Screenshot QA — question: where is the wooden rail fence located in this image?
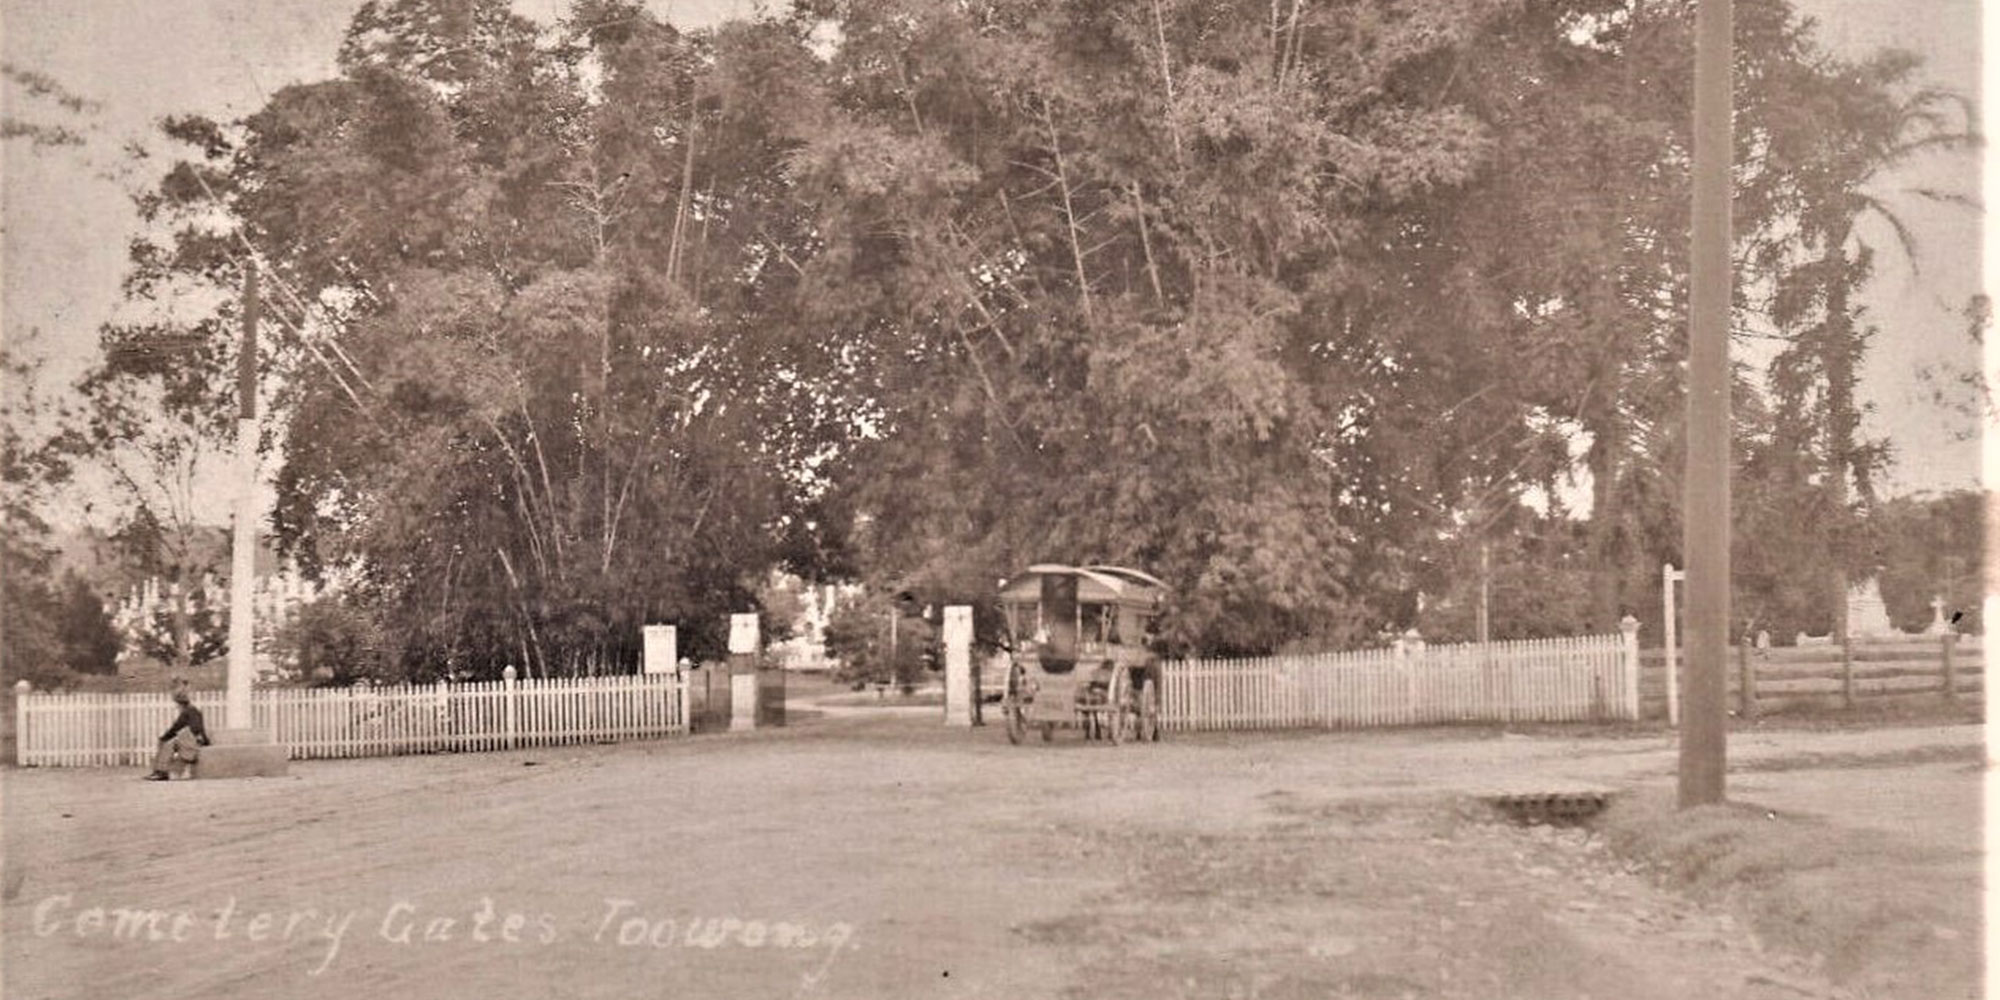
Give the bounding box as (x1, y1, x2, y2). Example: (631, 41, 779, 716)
(1161, 632, 1637, 732)
(14, 673, 689, 768)
(1637, 633, 1983, 719)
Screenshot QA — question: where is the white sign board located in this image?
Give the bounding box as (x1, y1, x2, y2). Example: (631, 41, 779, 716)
(642, 625, 677, 675)
(728, 613, 760, 655)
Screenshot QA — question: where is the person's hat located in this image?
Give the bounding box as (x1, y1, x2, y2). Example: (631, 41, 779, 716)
(171, 690, 191, 705)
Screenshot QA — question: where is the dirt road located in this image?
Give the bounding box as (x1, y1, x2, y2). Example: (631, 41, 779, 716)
(2, 710, 1981, 999)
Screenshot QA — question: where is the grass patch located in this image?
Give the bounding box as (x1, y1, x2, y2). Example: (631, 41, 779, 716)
(1596, 788, 1980, 998)
(1732, 743, 1981, 773)
(1735, 697, 1984, 730)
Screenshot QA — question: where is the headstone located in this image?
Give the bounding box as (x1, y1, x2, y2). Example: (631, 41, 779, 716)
(1923, 596, 1953, 636)
(1844, 578, 1900, 638)
(1397, 628, 1425, 656)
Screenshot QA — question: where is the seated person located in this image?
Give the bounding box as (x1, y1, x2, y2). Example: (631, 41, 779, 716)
(146, 690, 210, 781)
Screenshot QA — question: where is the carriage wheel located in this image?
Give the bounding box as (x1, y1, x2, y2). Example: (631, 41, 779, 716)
(1106, 669, 1129, 745)
(1005, 666, 1028, 745)
(1139, 671, 1163, 742)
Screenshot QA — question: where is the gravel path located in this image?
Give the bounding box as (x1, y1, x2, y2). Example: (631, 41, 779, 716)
(2, 713, 1980, 999)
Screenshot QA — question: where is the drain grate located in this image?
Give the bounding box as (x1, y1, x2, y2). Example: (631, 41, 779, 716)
(1484, 792, 1612, 826)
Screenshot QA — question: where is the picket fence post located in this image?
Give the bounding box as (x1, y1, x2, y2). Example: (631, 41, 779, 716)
(1619, 616, 1641, 721)
(13, 680, 30, 766)
(675, 664, 691, 733)
(435, 679, 450, 752)
(1397, 629, 1423, 724)
(503, 665, 519, 749)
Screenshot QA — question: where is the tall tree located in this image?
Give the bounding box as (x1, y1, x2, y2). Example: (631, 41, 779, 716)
(3, 69, 103, 688)
(773, 0, 1534, 652)
(89, 0, 1975, 668)
(112, 0, 847, 677)
(55, 574, 123, 674)
(1747, 43, 1978, 639)
(67, 367, 234, 672)
(1, 350, 71, 688)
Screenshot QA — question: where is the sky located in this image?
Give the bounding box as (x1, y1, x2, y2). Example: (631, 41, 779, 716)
(1784, 0, 1986, 497)
(0, 0, 1987, 529)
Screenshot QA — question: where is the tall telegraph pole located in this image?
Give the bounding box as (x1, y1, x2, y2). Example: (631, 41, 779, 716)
(1681, 0, 1733, 807)
(226, 259, 260, 727)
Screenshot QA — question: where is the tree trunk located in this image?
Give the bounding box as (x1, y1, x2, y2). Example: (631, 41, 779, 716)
(1825, 238, 1857, 706)
(1584, 404, 1626, 629)
(170, 580, 193, 673)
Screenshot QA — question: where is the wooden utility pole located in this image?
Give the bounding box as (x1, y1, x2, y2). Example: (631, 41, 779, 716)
(226, 259, 260, 727)
(1680, 0, 1733, 808)
(185, 258, 288, 777)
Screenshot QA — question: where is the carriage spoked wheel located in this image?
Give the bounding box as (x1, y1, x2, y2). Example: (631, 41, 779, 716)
(1005, 701, 1027, 744)
(1079, 679, 1102, 741)
(1005, 665, 1028, 745)
(1138, 669, 1162, 742)
(1106, 668, 1132, 745)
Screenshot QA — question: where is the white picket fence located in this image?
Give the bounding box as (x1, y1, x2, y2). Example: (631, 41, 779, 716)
(14, 673, 688, 767)
(1160, 632, 1638, 732)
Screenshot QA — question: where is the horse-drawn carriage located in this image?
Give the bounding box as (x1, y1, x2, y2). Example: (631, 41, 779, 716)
(998, 564, 1166, 745)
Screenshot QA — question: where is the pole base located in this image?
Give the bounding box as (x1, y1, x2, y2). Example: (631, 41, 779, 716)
(192, 729, 289, 779)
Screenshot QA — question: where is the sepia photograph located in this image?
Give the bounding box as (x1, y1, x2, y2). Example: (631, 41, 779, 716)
(0, 0, 1988, 997)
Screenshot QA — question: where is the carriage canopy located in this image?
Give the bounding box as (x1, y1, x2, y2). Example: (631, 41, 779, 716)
(997, 564, 1169, 605)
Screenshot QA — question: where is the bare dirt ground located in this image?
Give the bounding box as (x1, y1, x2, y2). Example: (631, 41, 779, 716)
(1, 701, 1982, 1000)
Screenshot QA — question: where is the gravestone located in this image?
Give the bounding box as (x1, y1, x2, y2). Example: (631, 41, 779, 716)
(1845, 578, 1900, 638)
(1923, 596, 1954, 636)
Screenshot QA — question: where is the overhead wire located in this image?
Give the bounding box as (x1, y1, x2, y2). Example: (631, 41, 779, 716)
(174, 61, 383, 428)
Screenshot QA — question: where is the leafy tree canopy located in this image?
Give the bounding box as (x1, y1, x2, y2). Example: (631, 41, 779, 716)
(84, 0, 1979, 671)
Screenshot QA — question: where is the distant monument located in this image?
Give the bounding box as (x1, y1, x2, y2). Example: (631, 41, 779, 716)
(1923, 596, 1955, 636)
(1795, 577, 1911, 646)
(1844, 577, 1901, 638)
